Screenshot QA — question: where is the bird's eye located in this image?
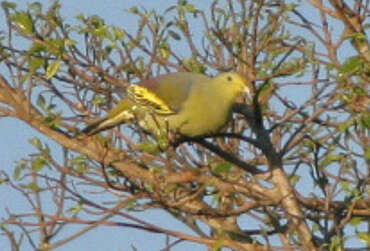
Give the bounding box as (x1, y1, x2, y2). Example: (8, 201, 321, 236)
(227, 76, 233, 82)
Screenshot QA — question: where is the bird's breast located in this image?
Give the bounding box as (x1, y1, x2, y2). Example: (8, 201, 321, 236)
(167, 94, 231, 137)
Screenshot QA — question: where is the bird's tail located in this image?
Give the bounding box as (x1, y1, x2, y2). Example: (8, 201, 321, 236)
(82, 110, 135, 135)
(83, 100, 135, 135)
(82, 117, 111, 136)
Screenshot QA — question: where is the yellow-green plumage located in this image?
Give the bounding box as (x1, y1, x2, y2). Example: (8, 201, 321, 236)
(83, 72, 249, 137)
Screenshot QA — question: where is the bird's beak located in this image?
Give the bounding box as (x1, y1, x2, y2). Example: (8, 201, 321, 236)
(243, 86, 252, 100)
(243, 86, 250, 94)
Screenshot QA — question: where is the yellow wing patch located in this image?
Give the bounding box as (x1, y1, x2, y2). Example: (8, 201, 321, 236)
(127, 85, 174, 115)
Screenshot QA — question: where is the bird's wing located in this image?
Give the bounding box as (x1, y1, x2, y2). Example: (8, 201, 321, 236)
(134, 72, 210, 113)
(127, 85, 174, 115)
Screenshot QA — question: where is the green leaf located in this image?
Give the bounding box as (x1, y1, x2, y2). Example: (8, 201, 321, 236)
(1, 1, 16, 10)
(32, 156, 46, 172)
(68, 203, 83, 214)
(136, 142, 160, 154)
(338, 119, 353, 132)
(358, 232, 370, 244)
(259, 81, 276, 105)
(184, 3, 196, 13)
(182, 57, 206, 73)
(211, 193, 221, 206)
(144, 183, 153, 192)
(341, 181, 350, 192)
(29, 137, 43, 150)
(76, 13, 85, 22)
(312, 222, 320, 232)
(113, 26, 125, 40)
(44, 38, 65, 54)
(339, 56, 363, 75)
(0, 175, 9, 185)
(29, 57, 45, 72)
(157, 130, 169, 150)
(92, 95, 105, 105)
(159, 42, 171, 60)
(75, 164, 88, 174)
(329, 236, 342, 251)
(303, 139, 316, 151)
(213, 162, 232, 174)
(27, 42, 47, 55)
(104, 45, 112, 54)
(37, 94, 46, 110)
(345, 32, 367, 40)
(13, 163, 26, 180)
(285, 3, 296, 11)
(46, 60, 60, 79)
(321, 154, 343, 167)
(128, 7, 139, 14)
(123, 199, 137, 210)
(350, 217, 363, 226)
(23, 182, 41, 192)
(71, 156, 88, 174)
(148, 166, 163, 174)
(28, 2, 42, 13)
(12, 12, 34, 34)
(44, 112, 61, 129)
(289, 174, 301, 185)
(64, 39, 76, 46)
(88, 15, 103, 27)
(212, 239, 224, 251)
(365, 148, 370, 161)
(178, 0, 188, 6)
(359, 112, 370, 129)
(93, 25, 108, 37)
(71, 156, 87, 165)
(168, 30, 181, 40)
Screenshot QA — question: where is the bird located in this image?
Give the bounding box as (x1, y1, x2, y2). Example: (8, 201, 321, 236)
(82, 72, 250, 139)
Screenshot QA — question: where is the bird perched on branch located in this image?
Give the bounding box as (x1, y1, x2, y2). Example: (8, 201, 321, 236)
(83, 72, 250, 139)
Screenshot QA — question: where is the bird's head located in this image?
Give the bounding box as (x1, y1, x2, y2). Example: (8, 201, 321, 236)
(214, 72, 250, 98)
